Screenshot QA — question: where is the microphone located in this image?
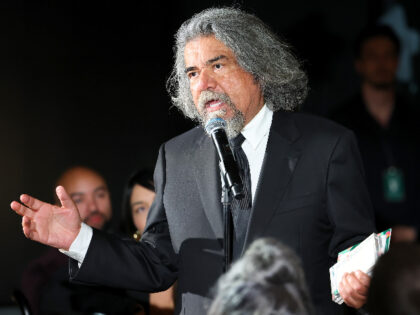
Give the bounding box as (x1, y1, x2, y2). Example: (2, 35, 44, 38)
(205, 118, 244, 200)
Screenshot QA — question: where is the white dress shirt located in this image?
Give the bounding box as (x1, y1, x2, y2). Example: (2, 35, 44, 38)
(62, 105, 274, 265)
(241, 104, 273, 200)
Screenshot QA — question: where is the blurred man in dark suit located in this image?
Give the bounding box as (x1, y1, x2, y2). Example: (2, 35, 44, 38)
(330, 25, 420, 243)
(21, 166, 142, 315)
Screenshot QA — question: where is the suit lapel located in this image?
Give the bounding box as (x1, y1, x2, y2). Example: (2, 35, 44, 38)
(192, 133, 224, 242)
(243, 112, 301, 251)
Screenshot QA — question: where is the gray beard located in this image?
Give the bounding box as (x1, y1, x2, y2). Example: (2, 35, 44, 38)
(197, 91, 245, 139)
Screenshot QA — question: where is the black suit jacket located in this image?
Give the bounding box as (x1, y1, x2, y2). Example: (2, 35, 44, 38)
(70, 111, 376, 315)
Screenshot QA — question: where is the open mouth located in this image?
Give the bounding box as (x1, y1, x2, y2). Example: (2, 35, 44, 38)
(205, 99, 225, 112)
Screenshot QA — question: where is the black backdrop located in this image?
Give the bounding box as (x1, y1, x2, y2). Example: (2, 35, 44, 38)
(1, 0, 418, 306)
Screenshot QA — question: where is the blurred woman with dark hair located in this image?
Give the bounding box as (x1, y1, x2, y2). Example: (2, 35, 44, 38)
(121, 169, 155, 240)
(121, 169, 175, 315)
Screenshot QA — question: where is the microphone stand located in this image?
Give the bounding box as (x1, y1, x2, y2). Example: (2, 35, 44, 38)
(206, 119, 243, 272)
(220, 165, 233, 272)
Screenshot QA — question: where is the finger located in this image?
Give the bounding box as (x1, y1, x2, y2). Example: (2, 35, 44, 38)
(344, 292, 364, 309)
(22, 217, 41, 241)
(355, 270, 371, 287)
(22, 216, 31, 228)
(347, 272, 369, 296)
(56, 186, 75, 209)
(22, 216, 32, 239)
(339, 274, 365, 301)
(11, 201, 35, 219)
(339, 274, 367, 308)
(338, 273, 351, 299)
(19, 194, 46, 211)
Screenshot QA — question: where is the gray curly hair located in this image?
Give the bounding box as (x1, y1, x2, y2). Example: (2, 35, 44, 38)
(208, 238, 314, 315)
(166, 7, 308, 121)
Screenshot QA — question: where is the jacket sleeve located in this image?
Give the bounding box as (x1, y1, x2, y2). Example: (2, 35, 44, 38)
(69, 144, 179, 292)
(326, 130, 376, 257)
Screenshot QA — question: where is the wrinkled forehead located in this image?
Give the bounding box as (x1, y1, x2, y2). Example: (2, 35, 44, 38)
(183, 35, 236, 67)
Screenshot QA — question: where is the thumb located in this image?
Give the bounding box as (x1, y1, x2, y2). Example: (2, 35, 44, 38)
(56, 186, 75, 209)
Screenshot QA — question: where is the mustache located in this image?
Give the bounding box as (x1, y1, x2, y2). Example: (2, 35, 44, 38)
(198, 91, 233, 112)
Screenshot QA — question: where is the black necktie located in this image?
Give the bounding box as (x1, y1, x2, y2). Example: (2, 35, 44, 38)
(230, 133, 252, 259)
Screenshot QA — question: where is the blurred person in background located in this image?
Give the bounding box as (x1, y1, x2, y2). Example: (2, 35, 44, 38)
(330, 25, 420, 243)
(21, 166, 141, 315)
(367, 243, 420, 315)
(208, 237, 314, 315)
(121, 168, 175, 315)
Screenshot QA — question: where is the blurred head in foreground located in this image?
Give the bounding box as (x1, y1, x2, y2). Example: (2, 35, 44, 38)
(367, 243, 420, 315)
(208, 238, 313, 315)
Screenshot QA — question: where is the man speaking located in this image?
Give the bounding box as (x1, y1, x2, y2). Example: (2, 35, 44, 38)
(11, 8, 375, 314)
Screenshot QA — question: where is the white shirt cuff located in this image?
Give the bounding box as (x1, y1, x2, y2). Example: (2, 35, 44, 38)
(59, 222, 93, 267)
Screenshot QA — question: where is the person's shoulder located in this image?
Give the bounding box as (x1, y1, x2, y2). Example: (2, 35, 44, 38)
(275, 110, 352, 138)
(273, 111, 358, 158)
(162, 125, 205, 151)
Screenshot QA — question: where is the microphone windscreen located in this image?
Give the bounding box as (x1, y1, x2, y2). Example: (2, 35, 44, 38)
(205, 118, 226, 135)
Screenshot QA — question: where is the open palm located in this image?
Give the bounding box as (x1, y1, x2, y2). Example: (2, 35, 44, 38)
(11, 186, 82, 251)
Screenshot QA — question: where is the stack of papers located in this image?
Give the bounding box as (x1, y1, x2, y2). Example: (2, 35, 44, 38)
(330, 229, 392, 304)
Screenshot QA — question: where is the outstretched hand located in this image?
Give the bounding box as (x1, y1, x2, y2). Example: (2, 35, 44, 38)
(10, 186, 82, 251)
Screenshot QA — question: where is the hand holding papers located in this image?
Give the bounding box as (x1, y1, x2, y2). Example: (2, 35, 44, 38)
(330, 229, 392, 305)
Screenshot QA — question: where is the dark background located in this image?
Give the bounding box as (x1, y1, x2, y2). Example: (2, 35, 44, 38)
(1, 0, 419, 306)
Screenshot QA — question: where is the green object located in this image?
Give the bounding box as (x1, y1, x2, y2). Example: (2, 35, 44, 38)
(377, 228, 392, 255)
(383, 167, 405, 202)
(337, 228, 392, 260)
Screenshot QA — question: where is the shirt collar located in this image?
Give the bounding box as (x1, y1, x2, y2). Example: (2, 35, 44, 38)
(242, 104, 273, 150)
